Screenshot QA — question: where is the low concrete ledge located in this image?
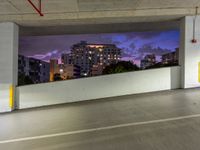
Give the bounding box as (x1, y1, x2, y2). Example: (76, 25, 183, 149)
(16, 66, 181, 109)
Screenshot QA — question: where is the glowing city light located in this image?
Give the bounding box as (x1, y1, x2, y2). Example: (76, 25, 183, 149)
(59, 69, 64, 73)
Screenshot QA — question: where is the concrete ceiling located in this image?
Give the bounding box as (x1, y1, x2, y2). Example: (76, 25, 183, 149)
(0, 0, 200, 27)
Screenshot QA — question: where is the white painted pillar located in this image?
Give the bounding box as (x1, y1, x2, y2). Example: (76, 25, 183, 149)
(180, 16, 200, 88)
(0, 22, 18, 112)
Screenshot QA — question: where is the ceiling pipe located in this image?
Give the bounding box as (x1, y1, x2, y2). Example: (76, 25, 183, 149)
(27, 0, 44, 16)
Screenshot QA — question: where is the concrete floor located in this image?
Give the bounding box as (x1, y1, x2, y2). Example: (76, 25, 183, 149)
(1, 88, 200, 150)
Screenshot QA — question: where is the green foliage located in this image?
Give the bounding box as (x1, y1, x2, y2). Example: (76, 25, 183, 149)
(18, 73, 34, 86)
(145, 61, 178, 69)
(103, 61, 139, 75)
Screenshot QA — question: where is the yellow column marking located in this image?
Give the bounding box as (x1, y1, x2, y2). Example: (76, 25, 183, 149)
(9, 85, 14, 109)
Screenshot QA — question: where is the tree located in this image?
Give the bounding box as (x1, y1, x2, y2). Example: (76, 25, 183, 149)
(145, 62, 178, 69)
(18, 73, 34, 86)
(53, 73, 63, 81)
(103, 61, 139, 75)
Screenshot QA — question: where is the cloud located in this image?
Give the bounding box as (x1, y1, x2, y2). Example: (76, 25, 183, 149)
(138, 44, 171, 55)
(123, 32, 162, 41)
(122, 42, 173, 61)
(132, 44, 172, 60)
(129, 43, 136, 50)
(19, 30, 178, 64)
(137, 32, 161, 39)
(29, 50, 60, 62)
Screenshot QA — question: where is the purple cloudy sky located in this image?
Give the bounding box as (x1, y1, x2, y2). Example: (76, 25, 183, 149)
(19, 29, 179, 66)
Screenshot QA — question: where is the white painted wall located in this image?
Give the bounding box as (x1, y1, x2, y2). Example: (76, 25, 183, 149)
(0, 84, 11, 112)
(0, 23, 18, 85)
(180, 16, 200, 88)
(17, 66, 181, 109)
(0, 22, 18, 112)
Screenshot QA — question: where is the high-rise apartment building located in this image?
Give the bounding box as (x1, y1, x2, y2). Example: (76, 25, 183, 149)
(62, 41, 121, 76)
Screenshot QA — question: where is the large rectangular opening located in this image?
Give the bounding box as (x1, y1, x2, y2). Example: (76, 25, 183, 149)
(18, 27, 180, 85)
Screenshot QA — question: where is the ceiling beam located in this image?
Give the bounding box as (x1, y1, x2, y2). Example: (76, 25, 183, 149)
(20, 20, 180, 36)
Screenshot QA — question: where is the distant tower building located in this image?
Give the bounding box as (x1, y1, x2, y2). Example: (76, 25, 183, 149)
(18, 55, 50, 83)
(61, 53, 73, 64)
(58, 64, 80, 80)
(140, 54, 156, 69)
(67, 41, 121, 76)
(18, 55, 29, 76)
(39, 60, 50, 83)
(50, 59, 80, 81)
(50, 59, 59, 81)
(161, 48, 179, 65)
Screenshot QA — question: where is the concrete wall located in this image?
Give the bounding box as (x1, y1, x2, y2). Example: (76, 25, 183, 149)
(0, 22, 18, 112)
(0, 84, 11, 112)
(0, 23, 18, 85)
(17, 66, 181, 109)
(180, 16, 200, 88)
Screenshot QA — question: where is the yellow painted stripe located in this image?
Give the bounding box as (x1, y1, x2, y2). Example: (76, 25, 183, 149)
(9, 85, 14, 109)
(199, 62, 200, 82)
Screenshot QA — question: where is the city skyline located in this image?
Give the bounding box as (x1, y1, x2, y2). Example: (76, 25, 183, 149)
(19, 29, 179, 66)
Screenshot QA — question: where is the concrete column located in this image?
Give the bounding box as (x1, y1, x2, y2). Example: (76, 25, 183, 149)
(0, 22, 18, 112)
(180, 16, 200, 88)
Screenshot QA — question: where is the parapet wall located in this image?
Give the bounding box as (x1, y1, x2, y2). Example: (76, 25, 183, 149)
(17, 66, 181, 109)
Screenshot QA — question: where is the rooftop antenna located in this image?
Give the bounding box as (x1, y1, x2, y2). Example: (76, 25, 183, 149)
(191, 6, 198, 43)
(27, 0, 44, 16)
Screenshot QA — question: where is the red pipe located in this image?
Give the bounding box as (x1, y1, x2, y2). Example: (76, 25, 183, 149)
(27, 0, 44, 16)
